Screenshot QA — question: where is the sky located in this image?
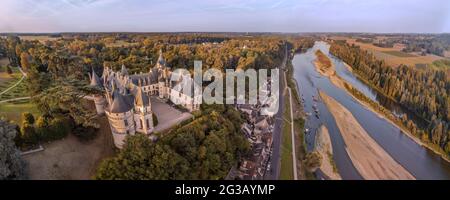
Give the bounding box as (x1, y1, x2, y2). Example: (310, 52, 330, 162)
(0, 0, 449, 33)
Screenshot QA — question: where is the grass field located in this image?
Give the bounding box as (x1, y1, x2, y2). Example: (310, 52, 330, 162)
(0, 66, 22, 90)
(0, 100, 39, 123)
(0, 65, 36, 123)
(280, 92, 294, 180)
(0, 67, 28, 101)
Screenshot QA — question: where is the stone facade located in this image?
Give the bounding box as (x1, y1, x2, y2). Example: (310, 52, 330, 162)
(89, 51, 200, 148)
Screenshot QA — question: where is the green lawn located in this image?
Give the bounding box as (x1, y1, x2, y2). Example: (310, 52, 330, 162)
(0, 100, 40, 124)
(280, 92, 294, 180)
(0, 66, 28, 101)
(382, 51, 417, 57)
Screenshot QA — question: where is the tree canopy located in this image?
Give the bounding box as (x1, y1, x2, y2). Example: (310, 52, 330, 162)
(0, 120, 27, 180)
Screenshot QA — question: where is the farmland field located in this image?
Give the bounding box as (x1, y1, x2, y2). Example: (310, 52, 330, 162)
(382, 51, 416, 57)
(19, 35, 61, 43)
(337, 38, 445, 68)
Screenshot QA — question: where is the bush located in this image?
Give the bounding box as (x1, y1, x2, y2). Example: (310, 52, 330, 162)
(18, 122, 38, 146)
(21, 112, 35, 125)
(35, 116, 72, 142)
(47, 117, 72, 141)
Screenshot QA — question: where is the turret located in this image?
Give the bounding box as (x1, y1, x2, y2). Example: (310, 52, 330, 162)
(133, 83, 154, 135)
(90, 68, 106, 115)
(121, 64, 128, 75)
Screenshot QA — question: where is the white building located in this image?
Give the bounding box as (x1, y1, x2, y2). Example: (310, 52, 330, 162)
(89, 50, 201, 148)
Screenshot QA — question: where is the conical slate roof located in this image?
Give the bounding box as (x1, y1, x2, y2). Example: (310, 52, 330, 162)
(134, 87, 150, 107)
(90, 68, 102, 87)
(121, 64, 128, 75)
(110, 90, 133, 113)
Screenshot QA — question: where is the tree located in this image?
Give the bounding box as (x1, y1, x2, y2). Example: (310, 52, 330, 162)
(20, 52, 31, 72)
(95, 134, 190, 180)
(304, 151, 322, 172)
(35, 77, 101, 129)
(0, 120, 27, 180)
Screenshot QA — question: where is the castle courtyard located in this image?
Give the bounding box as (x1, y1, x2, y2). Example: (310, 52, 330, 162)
(151, 97, 193, 133)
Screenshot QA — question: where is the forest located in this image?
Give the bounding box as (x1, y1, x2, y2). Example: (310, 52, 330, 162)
(330, 41, 450, 156)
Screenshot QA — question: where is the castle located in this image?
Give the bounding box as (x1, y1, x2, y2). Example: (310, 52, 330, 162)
(89, 50, 201, 148)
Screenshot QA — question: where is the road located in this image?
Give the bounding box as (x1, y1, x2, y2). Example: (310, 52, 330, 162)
(265, 44, 288, 180)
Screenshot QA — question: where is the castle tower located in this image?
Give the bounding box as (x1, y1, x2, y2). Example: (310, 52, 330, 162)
(105, 88, 135, 149)
(90, 68, 106, 115)
(133, 82, 154, 135)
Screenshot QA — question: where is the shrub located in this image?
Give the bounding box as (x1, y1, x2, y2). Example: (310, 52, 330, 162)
(47, 117, 72, 141)
(21, 112, 35, 125)
(19, 122, 38, 146)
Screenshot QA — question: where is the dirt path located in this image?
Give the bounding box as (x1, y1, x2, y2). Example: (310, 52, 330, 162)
(23, 116, 116, 180)
(320, 91, 415, 180)
(287, 87, 297, 180)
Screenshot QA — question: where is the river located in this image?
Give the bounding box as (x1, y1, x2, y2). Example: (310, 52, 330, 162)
(292, 41, 450, 180)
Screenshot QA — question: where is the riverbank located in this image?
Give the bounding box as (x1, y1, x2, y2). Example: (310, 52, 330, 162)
(320, 91, 415, 180)
(286, 54, 315, 180)
(315, 52, 450, 163)
(340, 61, 450, 163)
(314, 125, 341, 180)
(314, 50, 348, 90)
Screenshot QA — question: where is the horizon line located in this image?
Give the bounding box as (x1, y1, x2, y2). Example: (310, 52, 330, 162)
(1, 31, 449, 35)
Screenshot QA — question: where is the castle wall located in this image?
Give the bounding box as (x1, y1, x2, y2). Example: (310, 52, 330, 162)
(105, 110, 135, 148)
(133, 106, 154, 134)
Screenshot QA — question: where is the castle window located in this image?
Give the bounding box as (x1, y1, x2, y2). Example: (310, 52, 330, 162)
(146, 119, 150, 128)
(124, 120, 128, 126)
(140, 119, 143, 129)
